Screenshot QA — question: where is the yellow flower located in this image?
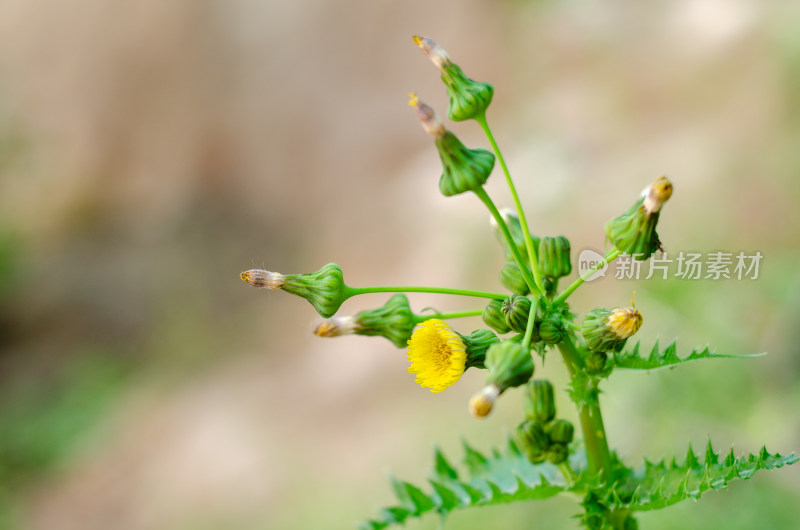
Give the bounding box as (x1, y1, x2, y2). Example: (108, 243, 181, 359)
(606, 307, 643, 339)
(407, 319, 467, 392)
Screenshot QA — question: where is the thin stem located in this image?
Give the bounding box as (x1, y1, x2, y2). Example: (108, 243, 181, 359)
(412, 309, 484, 324)
(345, 286, 506, 301)
(557, 336, 612, 483)
(522, 298, 537, 348)
(476, 114, 546, 294)
(472, 186, 538, 294)
(554, 248, 622, 305)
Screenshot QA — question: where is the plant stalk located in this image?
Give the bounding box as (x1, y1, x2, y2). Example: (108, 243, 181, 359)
(557, 336, 613, 483)
(476, 114, 546, 294)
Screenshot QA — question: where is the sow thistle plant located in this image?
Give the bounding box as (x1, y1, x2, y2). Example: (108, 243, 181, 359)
(241, 37, 797, 529)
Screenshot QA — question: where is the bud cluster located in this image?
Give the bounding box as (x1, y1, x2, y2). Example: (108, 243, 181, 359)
(516, 379, 575, 464)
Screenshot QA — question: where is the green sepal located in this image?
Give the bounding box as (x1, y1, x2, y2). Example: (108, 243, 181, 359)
(501, 294, 533, 334)
(353, 294, 415, 348)
(485, 341, 534, 391)
(524, 379, 556, 424)
(499, 261, 530, 295)
(460, 328, 500, 370)
(612, 340, 765, 371)
(605, 198, 661, 260)
(434, 131, 495, 196)
(538, 236, 572, 279)
(482, 299, 510, 334)
(440, 63, 494, 122)
(282, 263, 347, 318)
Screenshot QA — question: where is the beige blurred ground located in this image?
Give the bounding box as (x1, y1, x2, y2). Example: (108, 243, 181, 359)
(0, 1, 799, 529)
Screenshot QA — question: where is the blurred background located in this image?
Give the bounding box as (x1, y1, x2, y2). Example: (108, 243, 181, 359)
(0, 0, 798, 528)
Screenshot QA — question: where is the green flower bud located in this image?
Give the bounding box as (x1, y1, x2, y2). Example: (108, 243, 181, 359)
(314, 294, 414, 348)
(546, 442, 568, 464)
(499, 262, 530, 295)
(485, 341, 534, 391)
(585, 350, 608, 374)
(435, 131, 495, 196)
(516, 419, 550, 462)
(408, 93, 495, 196)
(501, 294, 532, 334)
(413, 36, 493, 122)
(581, 304, 643, 352)
(538, 316, 565, 345)
(241, 263, 347, 318)
(546, 419, 575, 445)
(606, 176, 673, 260)
(482, 299, 510, 334)
(461, 328, 500, 370)
(538, 236, 572, 279)
(524, 379, 556, 423)
(492, 209, 540, 263)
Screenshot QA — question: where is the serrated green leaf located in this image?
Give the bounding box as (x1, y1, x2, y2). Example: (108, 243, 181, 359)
(362, 439, 579, 528)
(433, 445, 459, 481)
(462, 439, 489, 476)
(612, 340, 764, 371)
(609, 441, 798, 512)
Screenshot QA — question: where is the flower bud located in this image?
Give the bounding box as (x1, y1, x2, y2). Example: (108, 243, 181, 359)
(314, 294, 415, 348)
(546, 419, 575, 445)
(485, 341, 534, 391)
(499, 262, 530, 295)
(462, 328, 500, 369)
(409, 93, 495, 196)
(469, 384, 500, 418)
(538, 316, 565, 345)
(605, 176, 673, 260)
(491, 209, 540, 263)
(524, 379, 556, 423)
(581, 302, 642, 353)
(435, 131, 495, 196)
(241, 263, 347, 318)
(585, 350, 608, 374)
(482, 299, 510, 334)
(516, 419, 550, 462)
(546, 442, 568, 464)
(501, 294, 532, 334)
(538, 236, 572, 279)
(413, 36, 494, 122)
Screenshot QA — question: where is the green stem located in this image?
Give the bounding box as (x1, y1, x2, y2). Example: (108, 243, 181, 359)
(522, 298, 537, 349)
(476, 114, 546, 294)
(472, 186, 538, 295)
(554, 248, 622, 305)
(412, 309, 484, 324)
(557, 336, 612, 483)
(345, 286, 505, 301)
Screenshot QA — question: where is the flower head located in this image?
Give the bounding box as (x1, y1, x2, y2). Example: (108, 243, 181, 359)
(407, 319, 467, 392)
(241, 263, 347, 318)
(412, 35, 494, 121)
(606, 176, 673, 260)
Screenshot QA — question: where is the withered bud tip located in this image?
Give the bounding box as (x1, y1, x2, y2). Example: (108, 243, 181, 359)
(408, 93, 445, 137)
(643, 176, 673, 214)
(240, 269, 284, 289)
